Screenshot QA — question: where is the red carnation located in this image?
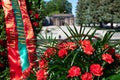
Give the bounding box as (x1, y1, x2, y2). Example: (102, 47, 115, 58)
(58, 48, 68, 58)
(58, 42, 76, 50)
(0, 2, 2, 7)
(44, 48, 56, 58)
(80, 40, 91, 46)
(107, 48, 115, 55)
(83, 46, 94, 55)
(102, 53, 114, 64)
(90, 64, 103, 76)
(33, 22, 39, 27)
(0, 51, 6, 57)
(36, 69, 47, 80)
(39, 59, 48, 69)
(80, 40, 94, 55)
(103, 44, 115, 55)
(67, 66, 81, 78)
(81, 72, 93, 80)
(0, 39, 6, 46)
(115, 54, 120, 59)
(103, 44, 109, 50)
(34, 13, 39, 19)
(29, 10, 33, 14)
(66, 42, 77, 50)
(0, 39, 2, 45)
(0, 63, 4, 68)
(58, 42, 67, 49)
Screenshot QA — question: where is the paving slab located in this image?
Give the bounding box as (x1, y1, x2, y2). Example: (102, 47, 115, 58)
(38, 25, 120, 41)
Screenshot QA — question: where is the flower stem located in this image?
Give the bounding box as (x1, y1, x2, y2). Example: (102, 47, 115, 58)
(71, 52, 78, 66)
(97, 77, 100, 80)
(102, 61, 106, 67)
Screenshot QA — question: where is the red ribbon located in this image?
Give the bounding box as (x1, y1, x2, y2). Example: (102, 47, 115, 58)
(19, 0, 36, 78)
(19, 0, 36, 65)
(2, 0, 36, 79)
(2, 0, 23, 79)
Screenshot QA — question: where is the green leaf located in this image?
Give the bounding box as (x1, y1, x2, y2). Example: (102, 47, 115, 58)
(102, 31, 114, 45)
(65, 24, 78, 41)
(71, 52, 78, 66)
(83, 27, 93, 40)
(105, 73, 120, 80)
(59, 26, 73, 41)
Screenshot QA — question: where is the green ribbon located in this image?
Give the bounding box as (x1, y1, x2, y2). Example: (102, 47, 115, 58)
(11, 0, 30, 71)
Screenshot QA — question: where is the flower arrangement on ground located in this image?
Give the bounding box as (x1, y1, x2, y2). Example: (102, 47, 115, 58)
(36, 25, 120, 80)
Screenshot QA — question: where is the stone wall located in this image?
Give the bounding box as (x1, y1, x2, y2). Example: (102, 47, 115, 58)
(51, 14, 74, 26)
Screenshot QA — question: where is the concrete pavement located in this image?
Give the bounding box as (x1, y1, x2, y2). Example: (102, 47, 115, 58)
(38, 25, 120, 40)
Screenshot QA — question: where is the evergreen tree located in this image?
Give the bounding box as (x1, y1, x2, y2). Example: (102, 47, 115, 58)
(65, 0, 72, 13)
(76, 0, 120, 27)
(76, 0, 86, 25)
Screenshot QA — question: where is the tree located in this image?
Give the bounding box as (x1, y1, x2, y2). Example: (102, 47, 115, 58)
(65, 0, 72, 13)
(76, 0, 120, 27)
(45, 0, 72, 16)
(55, 0, 72, 13)
(76, 0, 92, 26)
(45, 0, 59, 16)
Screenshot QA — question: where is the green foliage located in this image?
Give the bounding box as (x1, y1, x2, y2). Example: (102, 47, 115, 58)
(0, 68, 10, 80)
(37, 25, 120, 80)
(0, 2, 9, 80)
(47, 11, 60, 16)
(28, 72, 36, 79)
(26, 0, 45, 35)
(45, 0, 72, 16)
(76, 0, 120, 25)
(0, 0, 45, 79)
(37, 32, 58, 56)
(45, 1, 58, 16)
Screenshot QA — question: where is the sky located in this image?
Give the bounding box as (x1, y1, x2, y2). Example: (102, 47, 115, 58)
(44, 0, 78, 16)
(69, 0, 78, 16)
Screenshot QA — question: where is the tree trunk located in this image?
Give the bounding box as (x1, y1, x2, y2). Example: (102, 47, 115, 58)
(99, 22, 103, 28)
(111, 22, 113, 29)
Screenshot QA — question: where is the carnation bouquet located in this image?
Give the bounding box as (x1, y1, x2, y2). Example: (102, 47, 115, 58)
(35, 25, 120, 80)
